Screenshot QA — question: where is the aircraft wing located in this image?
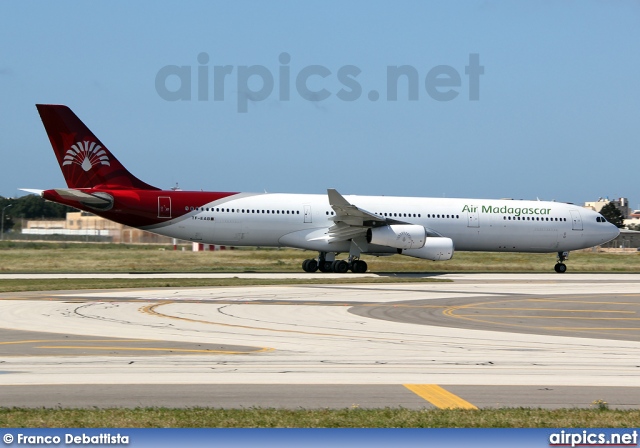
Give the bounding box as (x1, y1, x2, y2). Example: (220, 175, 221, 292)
(320, 189, 387, 243)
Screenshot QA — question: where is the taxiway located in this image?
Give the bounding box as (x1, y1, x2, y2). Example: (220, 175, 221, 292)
(1, 273, 639, 409)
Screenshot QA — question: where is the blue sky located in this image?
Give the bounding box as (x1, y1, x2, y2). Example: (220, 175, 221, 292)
(1, 1, 639, 207)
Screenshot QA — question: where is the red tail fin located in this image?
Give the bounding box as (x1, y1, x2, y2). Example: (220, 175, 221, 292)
(36, 104, 158, 190)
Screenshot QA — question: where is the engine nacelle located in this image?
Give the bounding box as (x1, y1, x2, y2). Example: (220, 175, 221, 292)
(366, 224, 426, 250)
(400, 237, 454, 261)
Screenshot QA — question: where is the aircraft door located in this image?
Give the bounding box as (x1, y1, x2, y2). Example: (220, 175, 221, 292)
(467, 210, 479, 228)
(158, 196, 171, 218)
(303, 205, 312, 223)
(570, 210, 583, 231)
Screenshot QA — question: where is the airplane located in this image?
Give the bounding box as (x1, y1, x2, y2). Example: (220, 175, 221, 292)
(26, 104, 620, 274)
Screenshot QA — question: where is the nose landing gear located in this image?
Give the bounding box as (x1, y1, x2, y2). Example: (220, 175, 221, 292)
(554, 251, 568, 273)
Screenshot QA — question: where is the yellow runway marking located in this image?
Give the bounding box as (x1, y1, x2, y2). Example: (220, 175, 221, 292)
(441, 296, 640, 337)
(0, 339, 270, 355)
(453, 314, 640, 321)
(139, 302, 404, 342)
(404, 384, 477, 409)
(0, 339, 147, 345)
(450, 306, 633, 314)
(528, 297, 640, 306)
(37, 345, 269, 354)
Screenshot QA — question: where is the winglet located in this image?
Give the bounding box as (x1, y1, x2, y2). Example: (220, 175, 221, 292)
(327, 188, 351, 208)
(327, 189, 384, 225)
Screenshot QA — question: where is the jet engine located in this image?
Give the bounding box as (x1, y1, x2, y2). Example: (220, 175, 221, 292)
(400, 237, 454, 261)
(366, 224, 426, 250)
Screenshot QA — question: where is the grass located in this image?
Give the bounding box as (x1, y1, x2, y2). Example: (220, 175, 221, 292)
(0, 276, 448, 293)
(0, 241, 638, 273)
(2, 407, 640, 428)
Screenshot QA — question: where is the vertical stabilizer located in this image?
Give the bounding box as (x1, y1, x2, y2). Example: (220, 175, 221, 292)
(36, 104, 157, 190)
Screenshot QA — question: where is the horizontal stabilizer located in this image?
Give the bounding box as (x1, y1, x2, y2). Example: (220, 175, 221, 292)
(19, 188, 44, 196)
(53, 188, 112, 205)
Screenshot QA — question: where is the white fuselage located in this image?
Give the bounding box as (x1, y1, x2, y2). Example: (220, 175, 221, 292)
(145, 193, 620, 255)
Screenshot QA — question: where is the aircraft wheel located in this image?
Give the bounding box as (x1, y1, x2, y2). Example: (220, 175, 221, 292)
(318, 261, 333, 273)
(332, 260, 349, 273)
(302, 259, 318, 273)
(554, 263, 567, 273)
(351, 260, 368, 273)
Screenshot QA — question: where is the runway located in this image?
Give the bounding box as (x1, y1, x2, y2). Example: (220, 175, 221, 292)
(1, 273, 639, 409)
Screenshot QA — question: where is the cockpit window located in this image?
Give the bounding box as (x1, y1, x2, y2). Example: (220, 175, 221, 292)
(596, 215, 608, 223)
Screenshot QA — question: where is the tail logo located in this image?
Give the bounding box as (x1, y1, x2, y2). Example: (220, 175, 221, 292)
(62, 141, 111, 172)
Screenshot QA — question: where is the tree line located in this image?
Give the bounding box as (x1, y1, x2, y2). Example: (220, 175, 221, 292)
(1, 195, 77, 232)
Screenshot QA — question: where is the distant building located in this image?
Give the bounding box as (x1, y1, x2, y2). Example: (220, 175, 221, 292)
(625, 210, 640, 231)
(23, 211, 178, 244)
(584, 197, 631, 218)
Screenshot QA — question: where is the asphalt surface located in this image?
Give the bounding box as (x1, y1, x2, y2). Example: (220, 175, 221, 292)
(1, 273, 639, 409)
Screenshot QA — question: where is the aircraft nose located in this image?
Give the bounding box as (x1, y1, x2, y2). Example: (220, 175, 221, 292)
(610, 224, 621, 240)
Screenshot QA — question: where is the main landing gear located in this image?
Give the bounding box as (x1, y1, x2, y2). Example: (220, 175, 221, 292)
(302, 252, 368, 273)
(554, 251, 569, 273)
